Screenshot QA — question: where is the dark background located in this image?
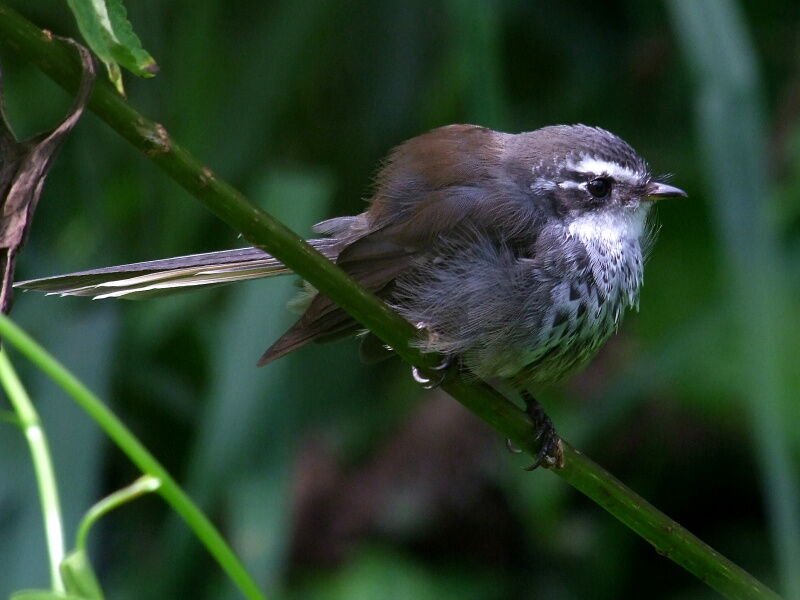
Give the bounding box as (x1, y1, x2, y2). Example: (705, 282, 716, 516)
(1, 1, 799, 598)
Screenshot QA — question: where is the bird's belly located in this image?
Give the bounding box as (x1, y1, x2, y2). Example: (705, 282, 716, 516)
(490, 278, 620, 383)
(499, 250, 644, 385)
(395, 233, 644, 386)
(510, 309, 616, 384)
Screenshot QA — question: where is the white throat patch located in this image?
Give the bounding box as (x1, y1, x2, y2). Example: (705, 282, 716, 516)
(566, 205, 650, 314)
(567, 205, 649, 245)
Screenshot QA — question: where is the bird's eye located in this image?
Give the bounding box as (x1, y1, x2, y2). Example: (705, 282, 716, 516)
(587, 177, 612, 198)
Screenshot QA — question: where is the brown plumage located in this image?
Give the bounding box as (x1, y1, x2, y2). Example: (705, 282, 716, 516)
(258, 124, 505, 364)
(17, 123, 686, 468)
(17, 123, 684, 387)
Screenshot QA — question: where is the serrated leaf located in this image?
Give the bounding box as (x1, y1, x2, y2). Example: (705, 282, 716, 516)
(104, 0, 158, 76)
(66, 0, 158, 95)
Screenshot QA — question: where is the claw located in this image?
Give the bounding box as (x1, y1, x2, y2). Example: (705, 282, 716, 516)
(429, 357, 451, 371)
(411, 365, 435, 389)
(519, 390, 563, 470)
(410, 355, 452, 390)
(506, 438, 522, 454)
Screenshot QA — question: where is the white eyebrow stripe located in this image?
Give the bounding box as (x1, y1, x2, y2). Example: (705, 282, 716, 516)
(529, 176, 558, 193)
(567, 156, 640, 185)
(556, 180, 584, 190)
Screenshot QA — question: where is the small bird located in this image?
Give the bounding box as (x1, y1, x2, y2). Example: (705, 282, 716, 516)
(17, 124, 686, 467)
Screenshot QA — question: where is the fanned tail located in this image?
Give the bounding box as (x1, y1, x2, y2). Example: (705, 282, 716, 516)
(14, 239, 340, 299)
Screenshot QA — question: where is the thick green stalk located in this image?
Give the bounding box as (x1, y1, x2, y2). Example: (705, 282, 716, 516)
(0, 349, 65, 593)
(0, 5, 783, 598)
(0, 316, 265, 600)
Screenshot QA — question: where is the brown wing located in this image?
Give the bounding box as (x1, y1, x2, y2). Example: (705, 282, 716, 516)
(256, 234, 414, 364)
(258, 124, 506, 365)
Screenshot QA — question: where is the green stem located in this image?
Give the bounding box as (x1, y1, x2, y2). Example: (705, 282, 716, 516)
(76, 475, 161, 553)
(0, 2, 426, 369)
(0, 316, 265, 600)
(0, 5, 783, 599)
(0, 348, 65, 593)
(442, 376, 779, 600)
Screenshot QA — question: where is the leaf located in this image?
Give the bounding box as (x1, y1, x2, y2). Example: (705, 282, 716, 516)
(66, 0, 158, 94)
(9, 591, 87, 600)
(59, 551, 104, 600)
(0, 38, 95, 314)
(103, 0, 158, 76)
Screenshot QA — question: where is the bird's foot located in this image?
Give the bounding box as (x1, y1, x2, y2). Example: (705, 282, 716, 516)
(516, 391, 563, 470)
(410, 355, 452, 390)
(506, 438, 522, 454)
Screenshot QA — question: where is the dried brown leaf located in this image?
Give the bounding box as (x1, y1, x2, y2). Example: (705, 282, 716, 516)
(0, 37, 95, 313)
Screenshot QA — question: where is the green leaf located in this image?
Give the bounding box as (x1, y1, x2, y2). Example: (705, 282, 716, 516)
(59, 551, 103, 600)
(10, 590, 86, 600)
(65, 0, 158, 94)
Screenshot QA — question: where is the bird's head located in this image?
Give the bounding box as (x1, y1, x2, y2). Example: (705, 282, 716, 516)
(505, 125, 686, 244)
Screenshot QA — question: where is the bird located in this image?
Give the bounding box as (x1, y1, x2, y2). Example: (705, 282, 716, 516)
(16, 124, 686, 468)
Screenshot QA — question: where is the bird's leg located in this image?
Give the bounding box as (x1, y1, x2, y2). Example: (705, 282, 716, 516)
(518, 390, 563, 470)
(410, 354, 452, 390)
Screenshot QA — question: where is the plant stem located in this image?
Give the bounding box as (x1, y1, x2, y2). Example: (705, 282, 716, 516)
(0, 316, 265, 600)
(0, 5, 784, 598)
(0, 2, 426, 368)
(75, 475, 161, 553)
(0, 348, 65, 593)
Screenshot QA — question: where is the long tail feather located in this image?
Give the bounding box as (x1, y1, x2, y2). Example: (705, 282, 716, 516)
(15, 239, 340, 299)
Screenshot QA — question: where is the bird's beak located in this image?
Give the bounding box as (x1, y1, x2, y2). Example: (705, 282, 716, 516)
(644, 181, 687, 200)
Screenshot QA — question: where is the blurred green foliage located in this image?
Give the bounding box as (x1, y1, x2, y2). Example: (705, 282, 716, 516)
(1, 1, 799, 598)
